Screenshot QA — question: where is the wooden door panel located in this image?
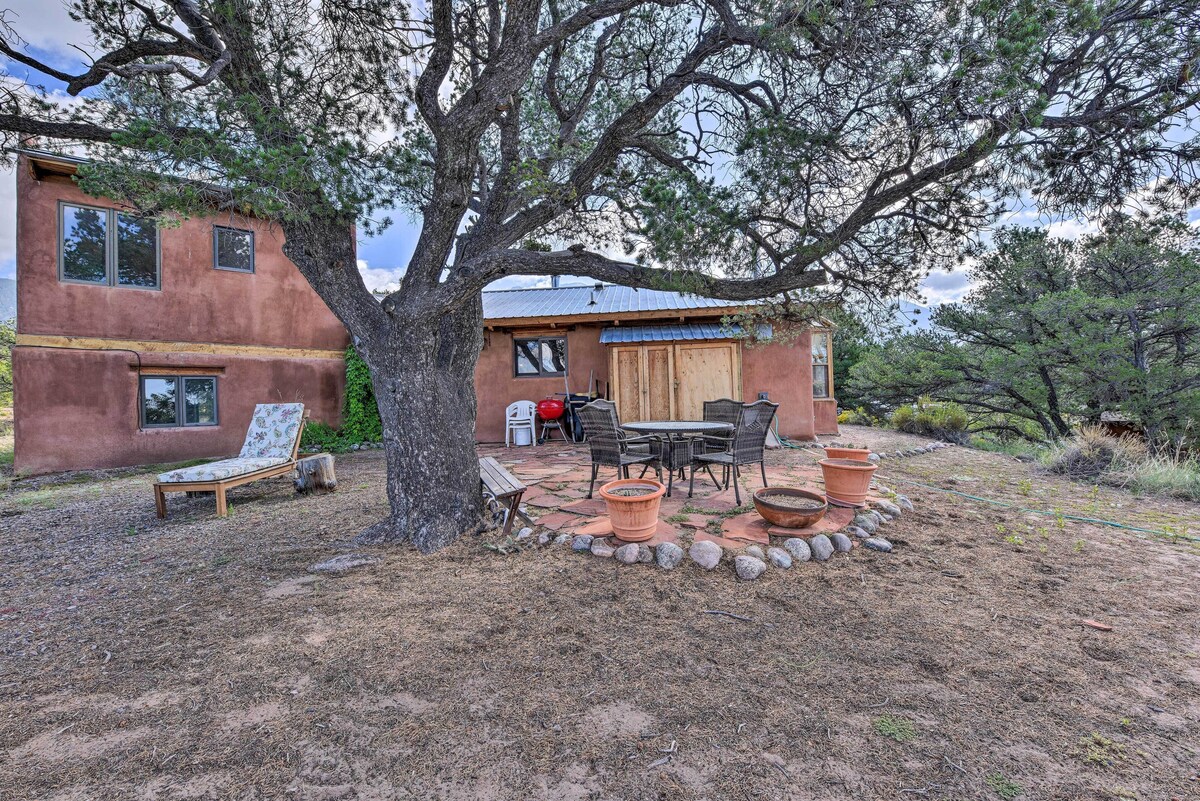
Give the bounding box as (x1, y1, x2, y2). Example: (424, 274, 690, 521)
(614, 347, 642, 422)
(644, 346, 673, 421)
(674, 343, 738, 420)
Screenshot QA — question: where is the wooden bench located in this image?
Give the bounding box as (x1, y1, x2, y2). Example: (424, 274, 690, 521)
(479, 456, 532, 537)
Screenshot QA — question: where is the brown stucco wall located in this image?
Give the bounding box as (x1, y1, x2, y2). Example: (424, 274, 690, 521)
(473, 323, 826, 443)
(813, 399, 840, 436)
(16, 162, 347, 350)
(13, 347, 343, 474)
(740, 333, 817, 441)
(474, 325, 611, 442)
(13, 156, 350, 474)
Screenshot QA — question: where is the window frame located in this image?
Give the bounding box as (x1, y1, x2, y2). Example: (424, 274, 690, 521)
(57, 201, 161, 290)
(513, 336, 568, 378)
(139, 374, 220, 429)
(212, 225, 256, 273)
(811, 330, 832, 399)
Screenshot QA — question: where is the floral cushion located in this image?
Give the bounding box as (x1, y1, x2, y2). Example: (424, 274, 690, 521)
(239, 403, 305, 459)
(157, 457, 291, 483)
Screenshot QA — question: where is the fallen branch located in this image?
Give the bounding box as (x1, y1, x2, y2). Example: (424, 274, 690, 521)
(702, 609, 754, 623)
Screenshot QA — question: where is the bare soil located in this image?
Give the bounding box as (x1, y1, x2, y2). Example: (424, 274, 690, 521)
(0, 429, 1198, 800)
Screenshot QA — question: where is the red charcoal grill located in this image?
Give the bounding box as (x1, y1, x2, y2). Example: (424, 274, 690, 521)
(536, 397, 566, 442)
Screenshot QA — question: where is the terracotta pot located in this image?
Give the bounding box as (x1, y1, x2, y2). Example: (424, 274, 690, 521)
(823, 446, 871, 462)
(753, 487, 828, 529)
(598, 478, 666, 542)
(819, 458, 878, 507)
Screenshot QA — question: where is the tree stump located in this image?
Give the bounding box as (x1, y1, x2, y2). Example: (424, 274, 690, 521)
(294, 453, 337, 494)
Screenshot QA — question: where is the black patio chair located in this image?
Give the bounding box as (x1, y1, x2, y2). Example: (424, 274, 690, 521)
(689, 399, 779, 504)
(576, 399, 663, 498)
(701, 398, 743, 453)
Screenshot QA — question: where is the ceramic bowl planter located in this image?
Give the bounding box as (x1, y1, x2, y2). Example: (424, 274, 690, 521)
(823, 446, 871, 462)
(819, 458, 878, 507)
(598, 477, 666, 542)
(753, 487, 828, 529)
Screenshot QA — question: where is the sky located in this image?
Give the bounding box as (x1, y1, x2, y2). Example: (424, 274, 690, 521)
(2, 0, 1196, 312)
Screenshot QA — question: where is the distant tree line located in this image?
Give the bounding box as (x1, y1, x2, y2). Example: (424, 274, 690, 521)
(847, 214, 1200, 447)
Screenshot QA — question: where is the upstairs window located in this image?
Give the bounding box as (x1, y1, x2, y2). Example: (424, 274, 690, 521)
(514, 336, 567, 377)
(214, 226, 254, 272)
(60, 203, 159, 288)
(812, 330, 831, 399)
(140, 375, 219, 428)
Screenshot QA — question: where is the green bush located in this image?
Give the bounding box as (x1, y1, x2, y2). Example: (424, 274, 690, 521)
(299, 347, 383, 452)
(1045, 424, 1200, 501)
(889, 397, 970, 443)
(838, 406, 879, 426)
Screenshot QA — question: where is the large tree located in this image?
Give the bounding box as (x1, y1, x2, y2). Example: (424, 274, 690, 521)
(2, 0, 1198, 549)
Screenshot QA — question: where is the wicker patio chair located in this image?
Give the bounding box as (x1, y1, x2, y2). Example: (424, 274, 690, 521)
(577, 399, 663, 498)
(701, 398, 743, 453)
(689, 399, 779, 504)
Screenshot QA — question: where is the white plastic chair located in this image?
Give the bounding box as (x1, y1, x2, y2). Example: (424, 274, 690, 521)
(505, 400, 538, 447)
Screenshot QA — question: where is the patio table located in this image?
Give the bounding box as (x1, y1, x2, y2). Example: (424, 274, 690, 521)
(621, 420, 733, 497)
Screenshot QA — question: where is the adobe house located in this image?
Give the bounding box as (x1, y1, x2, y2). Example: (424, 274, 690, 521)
(10, 150, 838, 474)
(12, 151, 349, 474)
(475, 283, 839, 442)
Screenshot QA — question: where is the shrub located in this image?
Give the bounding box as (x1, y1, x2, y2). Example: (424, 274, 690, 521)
(838, 406, 879, 426)
(299, 347, 382, 452)
(1045, 424, 1148, 479)
(889, 397, 970, 443)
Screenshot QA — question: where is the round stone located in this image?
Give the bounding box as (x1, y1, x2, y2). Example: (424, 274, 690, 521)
(615, 543, 640, 564)
(852, 514, 878, 534)
(865, 537, 893, 553)
(766, 546, 792, 569)
(896, 496, 914, 512)
(734, 555, 767, 581)
(744, 545, 765, 560)
(590, 540, 616, 558)
(637, 544, 654, 563)
(517, 527, 534, 540)
(874, 499, 902, 519)
(554, 533, 571, 545)
(571, 534, 594, 552)
(782, 537, 812, 562)
(809, 534, 834, 561)
(689, 540, 722, 570)
(846, 525, 871, 539)
(830, 532, 853, 553)
(868, 510, 887, 526)
(656, 542, 684, 569)
(867, 452, 881, 464)
(537, 532, 551, 546)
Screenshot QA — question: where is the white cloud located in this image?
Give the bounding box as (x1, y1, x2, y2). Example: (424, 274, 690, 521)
(356, 259, 406, 293)
(919, 268, 974, 306)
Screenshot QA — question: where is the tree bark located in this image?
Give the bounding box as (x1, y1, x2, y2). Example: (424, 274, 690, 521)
(354, 297, 487, 552)
(294, 453, 337, 493)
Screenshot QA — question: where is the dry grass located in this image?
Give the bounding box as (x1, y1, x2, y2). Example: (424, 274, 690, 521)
(0, 441, 1198, 800)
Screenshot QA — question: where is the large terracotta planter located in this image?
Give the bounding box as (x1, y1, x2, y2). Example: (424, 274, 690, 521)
(599, 478, 666, 542)
(753, 487, 828, 529)
(819, 458, 878, 507)
(823, 446, 871, 462)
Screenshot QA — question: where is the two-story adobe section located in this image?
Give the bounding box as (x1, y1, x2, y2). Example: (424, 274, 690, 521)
(12, 152, 349, 474)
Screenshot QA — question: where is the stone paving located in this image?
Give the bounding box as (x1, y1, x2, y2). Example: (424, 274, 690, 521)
(479, 440, 890, 555)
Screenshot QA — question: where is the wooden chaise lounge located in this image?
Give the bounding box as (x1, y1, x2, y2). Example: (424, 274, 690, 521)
(153, 402, 308, 518)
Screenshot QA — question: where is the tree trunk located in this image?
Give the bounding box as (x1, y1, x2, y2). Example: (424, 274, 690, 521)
(355, 298, 487, 552)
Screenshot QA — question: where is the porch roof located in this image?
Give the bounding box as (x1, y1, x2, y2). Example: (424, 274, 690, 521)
(598, 322, 771, 344)
(481, 284, 757, 322)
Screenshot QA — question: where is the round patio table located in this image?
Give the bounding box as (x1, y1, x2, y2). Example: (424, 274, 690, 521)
(621, 420, 733, 497)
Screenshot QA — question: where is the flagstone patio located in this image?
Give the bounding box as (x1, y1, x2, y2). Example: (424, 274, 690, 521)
(478, 441, 876, 550)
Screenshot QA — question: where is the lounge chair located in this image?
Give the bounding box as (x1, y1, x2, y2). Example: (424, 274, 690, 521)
(153, 403, 308, 518)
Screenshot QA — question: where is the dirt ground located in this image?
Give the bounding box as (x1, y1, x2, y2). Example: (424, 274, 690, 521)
(0, 427, 1198, 801)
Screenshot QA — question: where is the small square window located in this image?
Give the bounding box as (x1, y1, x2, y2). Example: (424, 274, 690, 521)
(214, 227, 254, 272)
(514, 337, 567, 377)
(141, 375, 219, 428)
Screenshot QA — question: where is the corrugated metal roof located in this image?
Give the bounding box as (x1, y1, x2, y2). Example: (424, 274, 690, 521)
(599, 323, 771, 343)
(481, 284, 752, 320)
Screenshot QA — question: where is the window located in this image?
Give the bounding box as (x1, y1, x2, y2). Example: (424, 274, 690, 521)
(140, 375, 218, 428)
(214, 226, 254, 272)
(60, 203, 160, 288)
(514, 336, 567, 377)
(812, 330, 831, 399)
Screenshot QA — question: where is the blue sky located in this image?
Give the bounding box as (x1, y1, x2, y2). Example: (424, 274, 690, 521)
(3, 1, 1196, 309)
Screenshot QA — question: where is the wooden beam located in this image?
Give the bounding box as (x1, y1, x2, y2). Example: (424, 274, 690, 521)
(16, 333, 345, 361)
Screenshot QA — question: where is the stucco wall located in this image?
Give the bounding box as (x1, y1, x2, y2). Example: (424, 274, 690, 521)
(813, 399, 840, 436)
(16, 162, 347, 350)
(474, 325, 610, 442)
(740, 332, 817, 441)
(13, 347, 343, 474)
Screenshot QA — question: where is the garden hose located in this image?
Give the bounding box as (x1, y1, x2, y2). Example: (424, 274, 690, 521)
(777, 435, 1200, 544)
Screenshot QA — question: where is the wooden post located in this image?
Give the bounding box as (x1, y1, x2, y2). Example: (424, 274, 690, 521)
(294, 453, 337, 494)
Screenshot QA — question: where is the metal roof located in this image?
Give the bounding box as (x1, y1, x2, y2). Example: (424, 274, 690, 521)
(599, 323, 771, 343)
(481, 284, 752, 320)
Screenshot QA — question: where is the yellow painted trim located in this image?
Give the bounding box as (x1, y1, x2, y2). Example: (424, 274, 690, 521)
(16, 333, 345, 361)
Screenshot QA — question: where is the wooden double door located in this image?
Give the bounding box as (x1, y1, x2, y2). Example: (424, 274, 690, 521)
(610, 342, 742, 423)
